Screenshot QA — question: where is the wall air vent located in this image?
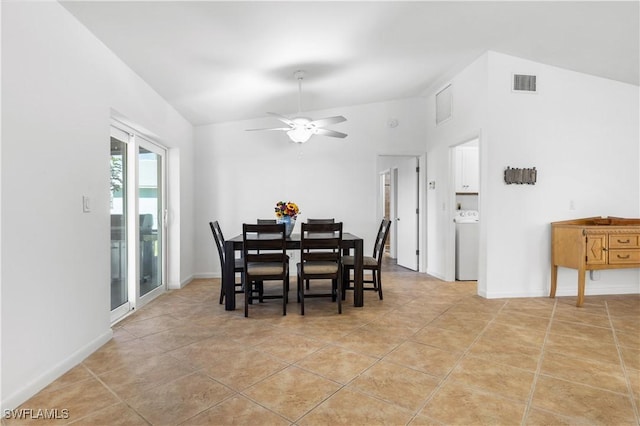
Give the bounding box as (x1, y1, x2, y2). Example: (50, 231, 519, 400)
(513, 74, 537, 93)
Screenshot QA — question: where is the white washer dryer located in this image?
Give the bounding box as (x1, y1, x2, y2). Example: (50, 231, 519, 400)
(454, 210, 479, 281)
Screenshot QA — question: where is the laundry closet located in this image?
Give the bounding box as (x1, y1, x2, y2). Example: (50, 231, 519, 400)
(453, 139, 479, 281)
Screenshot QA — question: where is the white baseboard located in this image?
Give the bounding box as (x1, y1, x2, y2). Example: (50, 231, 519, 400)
(426, 269, 446, 281)
(484, 285, 640, 300)
(167, 274, 194, 290)
(1, 329, 113, 411)
(192, 272, 220, 279)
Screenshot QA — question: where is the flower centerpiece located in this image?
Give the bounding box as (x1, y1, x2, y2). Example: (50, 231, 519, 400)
(275, 201, 300, 237)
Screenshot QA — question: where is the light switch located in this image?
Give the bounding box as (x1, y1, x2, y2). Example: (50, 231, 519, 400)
(82, 196, 91, 213)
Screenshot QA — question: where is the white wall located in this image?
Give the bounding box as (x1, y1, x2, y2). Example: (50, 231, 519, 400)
(1, 2, 194, 409)
(484, 52, 639, 298)
(194, 98, 427, 277)
(425, 54, 488, 284)
(425, 51, 639, 299)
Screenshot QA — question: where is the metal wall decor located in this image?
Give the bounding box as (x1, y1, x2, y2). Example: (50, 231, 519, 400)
(504, 167, 537, 185)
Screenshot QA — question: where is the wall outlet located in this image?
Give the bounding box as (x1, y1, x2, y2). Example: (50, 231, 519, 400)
(82, 196, 91, 213)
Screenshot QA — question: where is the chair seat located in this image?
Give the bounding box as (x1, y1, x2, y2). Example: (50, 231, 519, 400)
(298, 261, 339, 274)
(342, 255, 378, 267)
(247, 262, 286, 275)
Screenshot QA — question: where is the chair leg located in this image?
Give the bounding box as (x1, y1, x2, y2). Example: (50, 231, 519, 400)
(341, 268, 349, 301)
(377, 270, 383, 300)
(244, 279, 250, 317)
(219, 279, 225, 305)
(282, 279, 287, 316)
(331, 279, 337, 302)
(298, 274, 305, 315)
(337, 273, 342, 314)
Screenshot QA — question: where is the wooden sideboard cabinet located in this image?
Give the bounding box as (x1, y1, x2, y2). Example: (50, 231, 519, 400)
(550, 217, 640, 306)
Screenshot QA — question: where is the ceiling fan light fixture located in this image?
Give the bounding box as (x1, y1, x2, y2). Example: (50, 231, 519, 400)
(245, 70, 347, 142)
(287, 127, 313, 143)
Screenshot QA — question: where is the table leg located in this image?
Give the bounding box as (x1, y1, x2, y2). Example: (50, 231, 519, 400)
(576, 267, 586, 307)
(224, 241, 236, 311)
(353, 238, 364, 307)
(549, 264, 558, 298)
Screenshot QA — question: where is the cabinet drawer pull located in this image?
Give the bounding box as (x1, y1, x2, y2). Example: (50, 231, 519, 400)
(616, 254, 631, 259)
(617, 239, 631, 244)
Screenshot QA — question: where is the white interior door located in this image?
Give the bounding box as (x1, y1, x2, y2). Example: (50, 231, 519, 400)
(396, 157, 419, 270)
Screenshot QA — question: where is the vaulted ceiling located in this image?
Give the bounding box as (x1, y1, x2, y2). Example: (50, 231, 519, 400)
(61, 1, 639, 126)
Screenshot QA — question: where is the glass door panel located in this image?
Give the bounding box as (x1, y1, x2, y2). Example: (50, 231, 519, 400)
(110, 131, 129, 315)
(138, 143, 164, 297)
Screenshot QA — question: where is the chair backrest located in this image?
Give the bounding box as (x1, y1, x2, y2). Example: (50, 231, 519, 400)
(242, 223, 288, 278)
(209, 221, 225, 267)
(372, 218, 392, 262)
(307, 218, 335, 224)
(257, 219, 277, 224)
(300, 222, 343, 267)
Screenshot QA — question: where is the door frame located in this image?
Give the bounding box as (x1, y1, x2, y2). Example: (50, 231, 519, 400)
(446, 136, 481, 284)
(377, 153, 427, 273)
(136, 137, 168, 308)
(110, 120, 168, 323)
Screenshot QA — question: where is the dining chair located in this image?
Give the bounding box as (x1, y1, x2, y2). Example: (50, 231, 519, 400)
(209, 221, 244, 304)
(297, 222, 343, 315)
(303, 218, 335, 289)
(306, 218, 335, 224)
(342, 218, 391, 300)
(242, 223, 289, 317)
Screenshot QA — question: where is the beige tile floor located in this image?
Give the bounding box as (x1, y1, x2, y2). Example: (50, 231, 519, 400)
(5, 261, 639, 425)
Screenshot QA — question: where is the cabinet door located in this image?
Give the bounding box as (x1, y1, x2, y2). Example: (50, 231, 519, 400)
(586, 234, 607, 265)
(455, 146, 479, 193)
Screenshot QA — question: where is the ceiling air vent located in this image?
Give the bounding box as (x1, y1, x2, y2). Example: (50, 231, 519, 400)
(513, 74, 537, 93)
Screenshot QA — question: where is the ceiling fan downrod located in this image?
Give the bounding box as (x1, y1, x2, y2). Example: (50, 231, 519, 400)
(294, 70, 305, 114)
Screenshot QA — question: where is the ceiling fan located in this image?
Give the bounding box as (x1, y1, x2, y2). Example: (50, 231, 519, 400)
(246, 70, 347, 143)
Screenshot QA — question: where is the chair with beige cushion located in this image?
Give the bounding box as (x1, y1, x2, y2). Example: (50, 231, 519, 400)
(342, 218, 391, 300)
(242, 223, 289, 317)
(303, 219, 335, 289)
(297, 222, 343, 315)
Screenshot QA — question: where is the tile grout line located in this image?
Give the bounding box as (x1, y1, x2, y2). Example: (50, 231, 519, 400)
(78, 361, 152, 425)
(605, 300, 640, 424)
(406, 299, 511, 424)
(519, 298, 558, 426)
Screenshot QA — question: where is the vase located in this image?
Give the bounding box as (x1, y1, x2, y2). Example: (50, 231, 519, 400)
(277, 216, 296, 238)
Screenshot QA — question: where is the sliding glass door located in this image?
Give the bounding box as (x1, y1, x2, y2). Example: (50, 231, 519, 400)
(110, 124, 167, 322)
(138, 141, 165, 301)
(110, 129, 129, 319)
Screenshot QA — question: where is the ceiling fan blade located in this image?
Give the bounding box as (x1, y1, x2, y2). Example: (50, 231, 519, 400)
(309, 116, 347, 127)
(245, 127, 290, 132)
(315, 128, 348, 138)
(266, 112, 295, 126)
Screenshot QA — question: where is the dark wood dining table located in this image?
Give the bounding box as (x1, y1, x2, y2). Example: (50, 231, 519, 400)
(223, 232, 364, 311)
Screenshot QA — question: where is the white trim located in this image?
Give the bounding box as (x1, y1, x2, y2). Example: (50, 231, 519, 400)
(426, 270, 446, 281)
(484, 284, 640, 300)
(1, 330, 113, 411)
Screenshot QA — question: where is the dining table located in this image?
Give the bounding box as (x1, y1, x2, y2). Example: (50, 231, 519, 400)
(223, 232, 364, 311)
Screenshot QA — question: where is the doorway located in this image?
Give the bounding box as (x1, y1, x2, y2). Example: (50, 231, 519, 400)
(450, 138, 480, 282)
(110, 123, 167, 323)
(378, 155, 421, 271)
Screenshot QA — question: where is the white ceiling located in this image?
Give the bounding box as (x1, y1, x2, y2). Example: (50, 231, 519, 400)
(61, 1, 639, 126)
